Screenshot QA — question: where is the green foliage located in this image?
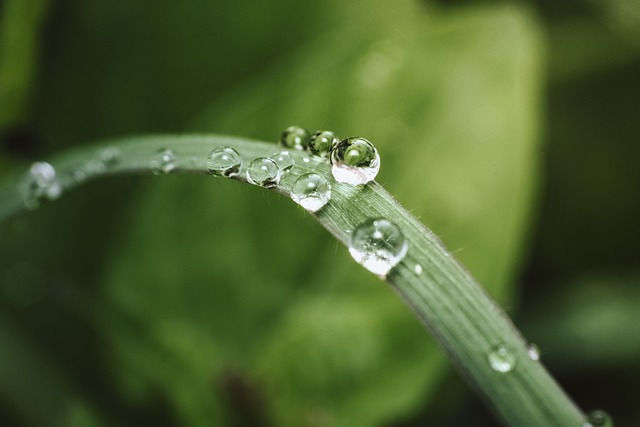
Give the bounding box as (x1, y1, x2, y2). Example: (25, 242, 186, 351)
(1, 0, 639, 426)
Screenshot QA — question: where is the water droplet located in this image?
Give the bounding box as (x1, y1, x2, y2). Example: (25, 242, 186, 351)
(303, 157, 311, 163)
(207, 146, 241, 177)
(271, 150, 295, 172)
(584, 410, 613, 427)
(309, 130, 338, 157)
(280, 126, 310, 150)
(488, 345, 516, 373)
(349, 218, 408, 276)
(414, 264, 423, 275)
(246, 157, 280, 188)
(291, 173, 331, 212)
(152, 148, 177, 174)
(99, 147, 122, 166)
(22, 162, 62, 208)
(330, 137, 380, 185)
(527, 343, 540, 361)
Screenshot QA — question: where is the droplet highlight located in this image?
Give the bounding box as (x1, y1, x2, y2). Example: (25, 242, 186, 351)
(152, 148, 177, 174)
(291, 173, 331, 212)
(271, 150, 295, 172)
(349, 218, 408, 276)
(246, 157, 280, 188)
(309, 130, 338, 157)
(280, 126, 310, 151)
(414, 264, 423, 275)
(207, 146, 241, 177)
(330, 137, 380, 185)
(488, 345, 516, 373)
(527, 343, 540, 362)
(584, 410, 613, 427)
(22, 162, 62, 209)
(99, 147, 122, 167)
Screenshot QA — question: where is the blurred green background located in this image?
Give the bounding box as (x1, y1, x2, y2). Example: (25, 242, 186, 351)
(0, 0, 639, 426)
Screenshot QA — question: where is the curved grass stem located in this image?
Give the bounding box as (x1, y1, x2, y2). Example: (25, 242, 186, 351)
(0, 134, 586, 426)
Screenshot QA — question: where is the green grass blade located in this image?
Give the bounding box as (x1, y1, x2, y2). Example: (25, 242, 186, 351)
(0, 134, 586, 426)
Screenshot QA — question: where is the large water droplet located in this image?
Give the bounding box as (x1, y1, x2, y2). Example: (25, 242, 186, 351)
(309, 130, 338, 157)
(207, 146, 241, 177)
(527, 343, 540, 362)
(349, 218, 408, 276)
(271, 150, 295, 172)
(330, 137, 380, 185)
(246, 157, 280, 188)
(22, 162, 62, 208)
(488, 345, 516, 373)
(584, 410, 613, 427)
(152, 148, 177, 174)
(291, 173, 331, 212)
(280, 126, 310, 151)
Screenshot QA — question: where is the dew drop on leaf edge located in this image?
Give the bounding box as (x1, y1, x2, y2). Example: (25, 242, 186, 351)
(330, 137, 380, 185)
(488, 345, 516, 373)
(349, 218, 408, 277)
(291, 173, 331, 212)
(271, 150, 295, 172)
(152, 148, 177, 174)
(309, 130, 338, 157)
(246, 157, 280, 188)
(584, 410, 613, 427)
(280, 126, 310, 151)
(207, 146, 242, 177)
(527, 343, 540, 361)
(22, 162, 62, 209)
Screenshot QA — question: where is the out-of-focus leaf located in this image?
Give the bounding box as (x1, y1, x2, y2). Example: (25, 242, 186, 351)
(103, 3, 543, 427)
(523, 275, 640, 371)
(0, 0, 47, 133)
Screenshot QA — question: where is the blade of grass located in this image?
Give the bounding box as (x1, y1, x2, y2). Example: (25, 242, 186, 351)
(0, 134, 586, 426)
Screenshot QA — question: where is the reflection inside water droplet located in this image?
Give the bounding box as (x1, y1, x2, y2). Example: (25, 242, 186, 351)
(291, 173, 331, 212)
(207, 146, 241, 177)
(488, 345, 516, 373)
(309, 130, 338, 157)
(330, 137, 380, 185)
(349, 218, 408, 276)
(280, 126, 310, 150)
(246, 157, 280, 188)
(152, 148, 177, 174)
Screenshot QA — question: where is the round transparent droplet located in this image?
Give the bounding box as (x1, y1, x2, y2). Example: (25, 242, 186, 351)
(152, 148, 177, 174)
(22, 162, 62, 208)
(488, 345, 516, 373)
(349, 218, 408, 276)
(309, 130, 338, 157)
(584, 410, 613, 427)
(207, 146, 241, 177)
(414, 264, 423, 275)
(246, 157, 280, 188)
(280, 126, 310, 150)
(291, 173, 331, 212)
(99, 147, 122, 166)
(527, 343, 540, 362)
(330, 137, 380, 185)
(271, 150, 295, 172)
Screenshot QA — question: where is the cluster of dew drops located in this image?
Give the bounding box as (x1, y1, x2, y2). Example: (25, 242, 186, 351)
(205, 126, 410, 279)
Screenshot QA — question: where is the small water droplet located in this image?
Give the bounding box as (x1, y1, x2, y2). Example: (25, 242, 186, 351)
(414, 264, 423, 275)
(349, 218, 408, 276)
(271, 150, 295, 172)
(309, 130, 338, 157)
(152, 148, 177, 174)
(246, 157, 280, 188)
(330, 137, 380, 185)
(302, 157, 311, 163)
(99, 147, 122, 166)
(584, 410, 613, 427)
(527, 343, 540, 362)
(488, 345, 516, 373)
(280, 126, 310, 150)
(207, 146, 241, 177)
(291, 173, 331, 212)
(22, 162, 62, 208)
